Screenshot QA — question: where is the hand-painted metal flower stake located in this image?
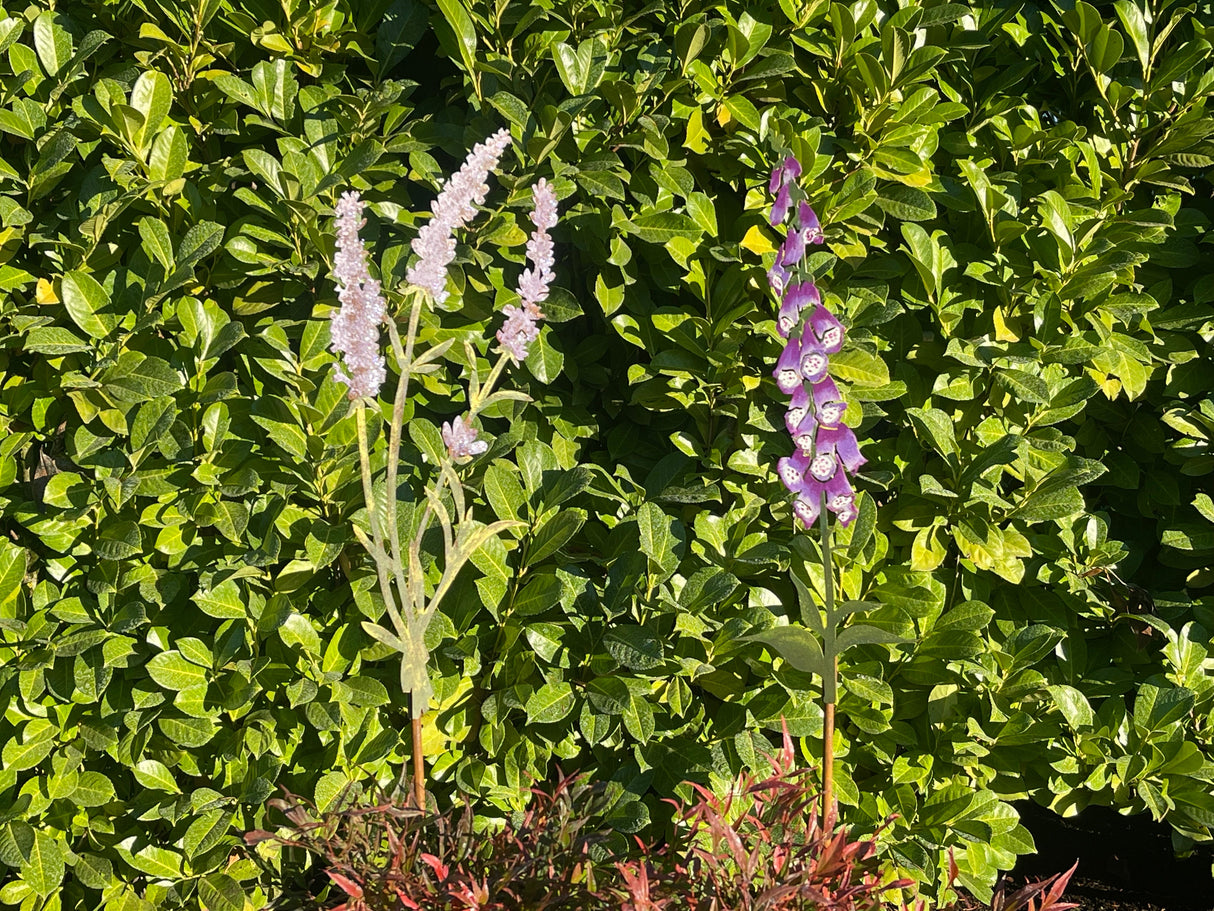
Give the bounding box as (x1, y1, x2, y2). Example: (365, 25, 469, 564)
(329, 132, 558, 811)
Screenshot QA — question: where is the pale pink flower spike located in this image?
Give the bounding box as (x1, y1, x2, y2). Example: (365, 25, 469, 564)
(406, 128, 513, 304)
(496, 179, 558, 361)
(330, 190, 387, 400)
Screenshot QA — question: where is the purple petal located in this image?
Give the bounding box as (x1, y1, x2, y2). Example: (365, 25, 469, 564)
(809, 304, 845, 354)
(785, 385, 811, 434)
(777, 450, 811, 494)
(779, 228, 806, 267)
(793, 494, 820, 528)
(770, 184, 793, 226)
(816, 424, 866, 473)
(798, 203, 823, 243)
(774, 337, 802, 394)
(768, 262, 791, 297)
(777, 296, 802, 338)
(812, 377, 846, 427)
(792, 411, 817, 454)
(797, 325, 829, 383)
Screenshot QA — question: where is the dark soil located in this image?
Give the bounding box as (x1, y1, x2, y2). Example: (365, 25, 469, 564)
(1006, 801, 1214, 911)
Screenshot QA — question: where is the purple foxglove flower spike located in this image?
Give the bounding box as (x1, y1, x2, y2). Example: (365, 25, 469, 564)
(811, 377, 847, 427)
(774, 337, 803, 394)
(768, 157, 803, 225)
(442, 414, 488, 460)
(785, 385, 811, 434)
(330, 190, 387, 400)
(407, 128, 513, 304)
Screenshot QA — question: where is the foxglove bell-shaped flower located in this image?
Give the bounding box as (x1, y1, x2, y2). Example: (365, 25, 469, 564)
(776, 281, 820, 338)
(769, 156, 802, 226)
(809, 304, 845, 354)
(330, 190, 387, 400)
(798, 202, 824, 245)
(774, 337, 802, 394)
(797, 328, 830, 384)
(814, 424, 867, 474)
(785, 385, 811, 434)
(812, 377, 847, 427)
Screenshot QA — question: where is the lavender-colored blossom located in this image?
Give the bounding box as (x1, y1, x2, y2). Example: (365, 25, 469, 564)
(814, 424, 867, 474)
(330, 190, 387, 400)
(774, 338, 802, 394)
(515, 178, 558, 307)
(407, 128, 513, 304)
(797, 328, 830, 384)
(442, 414, 488, 460)
(798, 202, 824, 244)
(811, 378, 847, 427)
(809, 304, 845, 353)
(768, 156, 802, 226)
(497, 179, 559, 361)
(776, 281, 821, 338)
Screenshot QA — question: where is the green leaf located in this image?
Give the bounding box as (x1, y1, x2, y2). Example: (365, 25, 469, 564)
(199, 873, 244, 911)
(120, 839, 183, 879)
(603, 626, 664, 671)
(514, 572, 561, 616)
(148, 124, 188, 182)
(32, 12, 71, 77)
(129, 70, 172, 149)
(527, 509, 585, 565)
(183, 810, 234, 859)
(526, 682, 576, 724)
(251, 58, 297, 121)
(747, 625, 826, 676)
(637, 502, 680, 575)
(435, 0, 478, 78)
(61, 271, 115, 340)
(1048, 684, 1094, 729)
(907, 407, 958, 458)
(997, 369, 1049, 404)
(0, 539, 25, 610)
(73, 771, 116, 807)
(627, 213, 701, 244)
(146, 651, 208, 691)
(830, 348, 892, 387)
(22, 831, 64, 898)
(194, 579, 246, 619)
(586, 676, 631, 714)
(876, 185, 936, 221)
(836, 624, 911, 653)
(2, 725, 54, 771)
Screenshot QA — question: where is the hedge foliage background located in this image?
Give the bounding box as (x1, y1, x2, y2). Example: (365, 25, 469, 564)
(0, 0, 1212, 908)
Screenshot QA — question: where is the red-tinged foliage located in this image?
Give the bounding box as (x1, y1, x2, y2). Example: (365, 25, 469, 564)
(244, 730, 1077, 911)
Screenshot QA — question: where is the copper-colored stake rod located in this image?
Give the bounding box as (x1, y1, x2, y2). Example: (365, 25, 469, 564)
(822, 701, 836, 828)
(411, 706, 425, 811)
